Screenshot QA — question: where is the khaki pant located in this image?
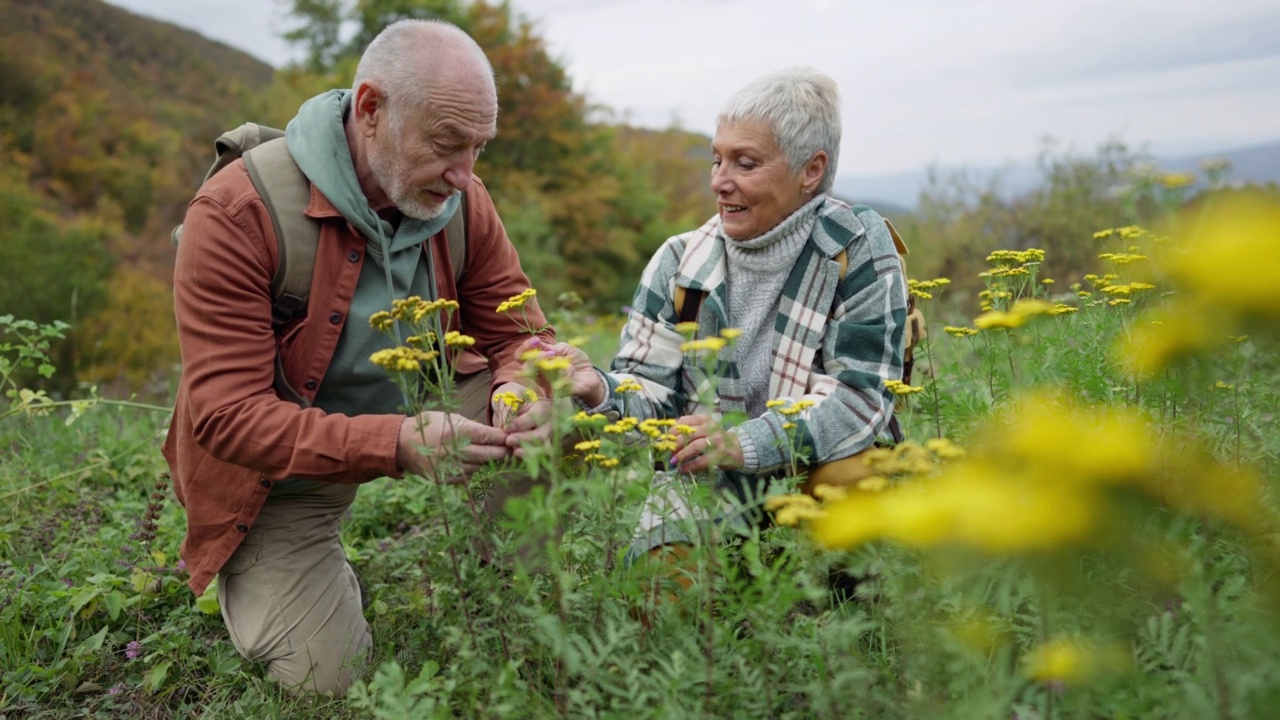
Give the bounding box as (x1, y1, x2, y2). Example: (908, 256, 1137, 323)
(217, 370, 527, 695)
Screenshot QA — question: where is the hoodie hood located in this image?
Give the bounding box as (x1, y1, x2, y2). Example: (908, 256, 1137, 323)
(284, 89, 458, 253)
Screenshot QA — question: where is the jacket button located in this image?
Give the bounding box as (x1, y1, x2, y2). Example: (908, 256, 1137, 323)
(259, 478, 271, 488)
(348, 250, 360, 263)
(236, 523, 249, 533)
(329, 312, 342, 325)
(304, 379, 317, 390)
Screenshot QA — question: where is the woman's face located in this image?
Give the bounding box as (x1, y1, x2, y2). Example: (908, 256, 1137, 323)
(710, 120, 819, 241)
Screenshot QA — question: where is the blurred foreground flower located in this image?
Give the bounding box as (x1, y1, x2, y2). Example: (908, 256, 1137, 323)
(1022, 636, 1131, 686)
(812, 390, 1266, 554)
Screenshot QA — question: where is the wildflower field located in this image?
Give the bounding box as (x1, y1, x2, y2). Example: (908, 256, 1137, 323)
(2, 192, 1279, 719)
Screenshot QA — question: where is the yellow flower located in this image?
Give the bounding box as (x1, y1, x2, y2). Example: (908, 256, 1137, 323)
(672, 424, 697, 435)
(535, 357, 571, 373)
(766, 399, 788, 409)
(369, 311, 394, 332)
(883, 379, 924, 396)
(973, 310, 1025, 330)
(1213, 381, 1235, 391)
(615, 379, 644, 394)
(1022, 637, 1130, 685)
(764, 493, 819, 512)
(598, 457, 620, 468)
(1108, 298, 1131, 307)
(1112, 299, 1219, 377)
(782, 422, 797, 430)
(1041, 278, 1055, 285)
(1164, 193, 1280, 322)
(674, 321, 700, 335)
(924, 437, 965, 460)
(496, 288, 536, 314)
(775, 505, 827, 527)
(405, 332, 436, 348)
(494, 391, 525, 412)
(1092, 229, 1115, 240)
(1159, 172, 1196, 189)
(680, 338, 727, 353)
(720, 327, 743, 340)
(1011, 298, 1054, 318)
(444, 331, 476, 347)
(574, 439, 602, 451)
(1048, 304, 1078, 316)
(810, 484, 848, 502)
(944, 326, 979, 338)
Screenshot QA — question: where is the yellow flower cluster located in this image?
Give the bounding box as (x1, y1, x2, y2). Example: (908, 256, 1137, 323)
(1022, 636, 1130, 685)
(535, 356, 571, 373)
(908, 277, 951, 300)
(680, 337, 727, 354)
(405, 332, 436, 348)
(496, 288, 537, 314)
(369, 310, 394, 332)
(615, 379, 644, 394)
(391, 296, 458, 323)
(369, 346, 440, 373)
(883, 379, 924, 396)
(674, 321, 700, 335)
(572, 411, 608, 427)
(1093, 226, 1147, 241)
(766, 398, 816, 416)
(494, 389, 537, 413)
(443, 331, 476, 347)
(603, 417, 639, 434)
(812, 391, 1265, 555)
(944, 326, 979, 338)
(1098, 252, 1147, 265)
(986, 249, 1045, 266)
(764, 493, 827, 527)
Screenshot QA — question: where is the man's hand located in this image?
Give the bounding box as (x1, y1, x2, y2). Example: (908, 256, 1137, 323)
(517, 337, 605, 407)
(491, 381, 560, 459)
(397, 411, 511, 482)
(669, 413, 744, 474)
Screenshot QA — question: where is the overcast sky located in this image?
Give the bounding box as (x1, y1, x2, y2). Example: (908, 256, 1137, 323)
(106, 0, 1280, 177)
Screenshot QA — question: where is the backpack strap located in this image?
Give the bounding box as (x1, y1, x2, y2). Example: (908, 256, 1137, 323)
(240, 137, 319, 408)
(241, 137, 320, 330)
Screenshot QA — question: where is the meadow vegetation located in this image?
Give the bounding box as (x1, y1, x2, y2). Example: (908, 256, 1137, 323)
(3, 1, 1280, 717)
(3, 178, 1279, 717)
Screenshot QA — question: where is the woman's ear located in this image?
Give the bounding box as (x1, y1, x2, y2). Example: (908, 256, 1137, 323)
(802, 151, 829, 194)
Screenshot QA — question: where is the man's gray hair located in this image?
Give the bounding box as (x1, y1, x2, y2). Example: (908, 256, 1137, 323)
(717, 67, 841, 193)
(353, 19, 494, 133)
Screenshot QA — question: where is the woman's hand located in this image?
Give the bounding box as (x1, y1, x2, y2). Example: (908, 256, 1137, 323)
(518, 337, 606, 407)
(669, 413, 743, 473)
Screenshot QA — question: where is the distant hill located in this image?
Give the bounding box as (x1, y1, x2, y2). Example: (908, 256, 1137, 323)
(0, 0, 275, 257)
(834, 140, 1280, 211)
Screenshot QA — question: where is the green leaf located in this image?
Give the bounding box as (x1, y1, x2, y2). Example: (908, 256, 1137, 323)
(195, 584, 220, 615)
(75, 626, 109, 656)
(147, 659, 172, 691)
(38, 362, 56, 378)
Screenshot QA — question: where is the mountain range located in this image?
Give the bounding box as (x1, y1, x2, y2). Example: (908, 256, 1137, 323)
(835, 140, 1280, 213)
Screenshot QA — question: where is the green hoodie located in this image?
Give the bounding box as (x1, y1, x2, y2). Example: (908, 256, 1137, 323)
(285, 89, 459, 417)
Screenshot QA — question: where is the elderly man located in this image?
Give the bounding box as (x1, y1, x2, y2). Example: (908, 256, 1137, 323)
(163, 20, 552, 694)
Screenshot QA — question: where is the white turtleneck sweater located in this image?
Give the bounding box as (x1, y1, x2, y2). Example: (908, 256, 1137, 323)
(723, 194, 825, 418)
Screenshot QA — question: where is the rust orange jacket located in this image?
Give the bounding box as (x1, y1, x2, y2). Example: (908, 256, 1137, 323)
(163, 163, 548, 594)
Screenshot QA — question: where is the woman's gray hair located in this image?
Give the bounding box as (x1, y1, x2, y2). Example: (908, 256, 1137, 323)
(353, 19, 494, 134)
(717, 67, 841, 193)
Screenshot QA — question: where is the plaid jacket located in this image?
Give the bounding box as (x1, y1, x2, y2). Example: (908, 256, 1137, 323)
(599, 197, 908, 474)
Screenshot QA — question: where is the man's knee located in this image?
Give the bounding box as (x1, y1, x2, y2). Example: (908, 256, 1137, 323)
(267, 624, 373, 696)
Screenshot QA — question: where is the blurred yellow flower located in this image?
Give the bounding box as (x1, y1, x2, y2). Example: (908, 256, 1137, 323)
(680, 338, 727, 353)
(944, 326, 979, 338)
(720, 327, 743, 340)
(973, 310, 1025, 330)
(1164, 193, 1280, 322)
(674, 321, 700, 335)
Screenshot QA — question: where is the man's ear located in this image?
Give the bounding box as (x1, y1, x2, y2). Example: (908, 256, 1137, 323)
(352, 81, 385, 138)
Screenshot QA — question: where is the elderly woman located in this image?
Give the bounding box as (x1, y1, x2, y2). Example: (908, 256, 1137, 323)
(544, 67, 908, 557)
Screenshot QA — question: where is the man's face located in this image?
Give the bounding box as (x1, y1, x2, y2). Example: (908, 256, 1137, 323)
(368, 79, 497, 220)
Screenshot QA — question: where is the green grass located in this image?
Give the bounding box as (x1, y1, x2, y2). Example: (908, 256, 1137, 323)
(3, 237, 1280, 718)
